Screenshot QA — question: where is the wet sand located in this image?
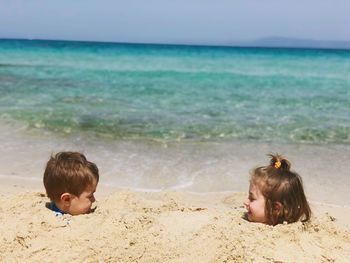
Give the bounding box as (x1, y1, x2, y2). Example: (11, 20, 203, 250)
(1, 120, 350, 206)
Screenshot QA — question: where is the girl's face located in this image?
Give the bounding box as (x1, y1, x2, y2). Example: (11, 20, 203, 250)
(244, 183, 267, 223)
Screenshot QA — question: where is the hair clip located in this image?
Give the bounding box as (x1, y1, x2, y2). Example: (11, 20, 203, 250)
(274, 161, 281, 169)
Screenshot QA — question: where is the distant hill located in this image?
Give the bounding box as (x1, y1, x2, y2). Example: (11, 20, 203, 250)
(245, 37, 350, 50)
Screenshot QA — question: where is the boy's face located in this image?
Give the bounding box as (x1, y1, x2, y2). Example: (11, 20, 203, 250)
(244, 183, 267, 224)
(67, 181, 97, 215)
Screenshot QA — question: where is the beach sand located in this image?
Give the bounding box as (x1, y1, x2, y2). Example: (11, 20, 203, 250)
(1, 181, 349, 263)
(1, 122, 350, 262)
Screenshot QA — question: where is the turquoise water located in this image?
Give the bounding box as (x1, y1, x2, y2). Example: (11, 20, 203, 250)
(0, 39, 349, 144)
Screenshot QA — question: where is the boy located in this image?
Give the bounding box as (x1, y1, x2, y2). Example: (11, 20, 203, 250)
(43, 152, 99, 215)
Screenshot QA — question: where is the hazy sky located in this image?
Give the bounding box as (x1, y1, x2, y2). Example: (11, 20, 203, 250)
(1, 0, 349, 45)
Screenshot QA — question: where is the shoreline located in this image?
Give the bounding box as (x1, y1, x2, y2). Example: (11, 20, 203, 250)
(1, 120, 350, 207)
(2, 175, 350, 210)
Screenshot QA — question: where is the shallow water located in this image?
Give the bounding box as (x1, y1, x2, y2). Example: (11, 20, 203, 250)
(1, 39, 349, 144)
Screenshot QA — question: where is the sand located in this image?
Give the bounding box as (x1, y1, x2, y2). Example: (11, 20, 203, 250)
(1, 122, 350, 262)
(1, 183, 349, 263)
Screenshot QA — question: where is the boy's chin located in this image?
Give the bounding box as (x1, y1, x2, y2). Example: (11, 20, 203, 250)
(83, 206, 96, 214)
(69, 208, 93, 216)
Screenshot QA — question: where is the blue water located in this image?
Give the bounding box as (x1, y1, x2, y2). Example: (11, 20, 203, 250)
(0, 39, 349, 144)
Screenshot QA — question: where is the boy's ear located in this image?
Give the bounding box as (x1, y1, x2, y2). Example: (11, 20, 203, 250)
(60, 193, 72, 207)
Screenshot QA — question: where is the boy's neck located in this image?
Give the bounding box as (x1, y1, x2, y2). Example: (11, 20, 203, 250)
(52, 201, 67, 214)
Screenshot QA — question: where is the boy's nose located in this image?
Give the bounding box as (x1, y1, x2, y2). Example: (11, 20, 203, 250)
(91, 195, 96, 202)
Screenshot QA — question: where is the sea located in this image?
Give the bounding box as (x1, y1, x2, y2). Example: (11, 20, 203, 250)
(0, 39, 349, 205)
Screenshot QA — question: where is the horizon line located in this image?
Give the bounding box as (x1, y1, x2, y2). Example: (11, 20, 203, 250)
(1, 37, 350, 51)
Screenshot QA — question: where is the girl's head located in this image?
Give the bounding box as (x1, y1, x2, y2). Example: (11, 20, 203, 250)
(244, 154, 311, 225)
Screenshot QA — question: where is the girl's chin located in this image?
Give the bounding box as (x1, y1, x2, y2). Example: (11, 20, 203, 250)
(246, 213, 267, 224)
(246, 212, 253, 221)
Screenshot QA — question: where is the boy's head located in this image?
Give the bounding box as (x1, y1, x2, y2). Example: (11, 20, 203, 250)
(43, 152, 99, 215)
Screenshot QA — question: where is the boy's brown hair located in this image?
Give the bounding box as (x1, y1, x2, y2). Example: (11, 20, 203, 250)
(43, 152, 99, 202)
(250, 154, 311, 225)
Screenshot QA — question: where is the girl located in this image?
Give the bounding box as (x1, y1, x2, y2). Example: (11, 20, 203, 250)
(244, 154, 311, 225)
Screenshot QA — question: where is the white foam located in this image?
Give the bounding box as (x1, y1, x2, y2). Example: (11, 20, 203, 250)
(1, 120, 350, 206)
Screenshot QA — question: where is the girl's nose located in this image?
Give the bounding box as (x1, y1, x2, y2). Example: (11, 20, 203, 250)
(243, 199, 249, 208)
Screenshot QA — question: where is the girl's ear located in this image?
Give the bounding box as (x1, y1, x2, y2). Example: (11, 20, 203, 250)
(273, 202, 283, 215)
(60, 193, 72, 207)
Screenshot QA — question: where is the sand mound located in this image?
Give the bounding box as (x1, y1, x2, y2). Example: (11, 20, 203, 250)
(0, 191, 349, 262)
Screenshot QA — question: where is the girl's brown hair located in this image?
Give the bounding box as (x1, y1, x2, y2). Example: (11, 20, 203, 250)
(250, 154, 311, 225)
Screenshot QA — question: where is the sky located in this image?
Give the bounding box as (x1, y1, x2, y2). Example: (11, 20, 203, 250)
(0, 0, 350, 45)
